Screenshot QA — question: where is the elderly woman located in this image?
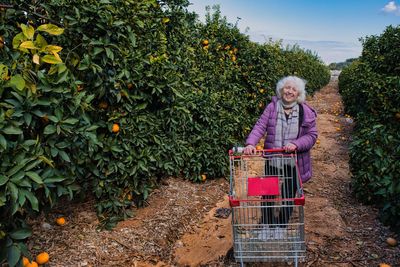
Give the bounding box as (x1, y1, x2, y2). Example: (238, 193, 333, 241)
(244, 75, 317, 237)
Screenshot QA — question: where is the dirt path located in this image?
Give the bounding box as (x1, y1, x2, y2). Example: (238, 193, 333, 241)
(27, 78, 400, 267)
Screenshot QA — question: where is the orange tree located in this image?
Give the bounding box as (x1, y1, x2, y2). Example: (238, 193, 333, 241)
(0, 18, 94, 267)
(339, 25, 400, 231)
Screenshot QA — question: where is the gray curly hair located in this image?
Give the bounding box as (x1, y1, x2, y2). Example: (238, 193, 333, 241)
(276, 76, 307, 103)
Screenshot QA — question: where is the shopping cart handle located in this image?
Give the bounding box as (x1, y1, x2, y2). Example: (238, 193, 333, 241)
(229, 147, 295, 155)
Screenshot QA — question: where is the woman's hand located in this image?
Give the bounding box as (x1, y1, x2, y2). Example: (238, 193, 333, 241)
(283, 143, 297, 152)
(243, 145, 256, 154)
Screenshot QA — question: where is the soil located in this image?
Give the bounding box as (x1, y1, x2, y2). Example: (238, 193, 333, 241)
(26, 77, 400, 267)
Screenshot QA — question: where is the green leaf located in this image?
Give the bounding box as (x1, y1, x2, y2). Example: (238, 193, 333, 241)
(44, 177, 66, 183)
(58, 150, 71, 162)
(62, 118, 79, 125)
(19, 41, 37, 50)
(9, 228, 32, 240)
(38, 155, 55, 167)
(37, 24, 64, 35)
(42, 55, 62, 64)
(43, 45, 63, 53)
(35, 33, 48, 48)
(7, 245, 21, 267)
(25, 190, 39, 211)
(0, 175, 8, 186)
(12, 32, 26, 49)
(8, 182, 18, 201)
(21, 24, 35, 39)
(2, 126, 23, 135)
(0, 134, 6, 149)
(24, 113, 32, 126)
(8, 75, 26, 91)
(26, 171, 44, 184)
(43, 124, 56, 135)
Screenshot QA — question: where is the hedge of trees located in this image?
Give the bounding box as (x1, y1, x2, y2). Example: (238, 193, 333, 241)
(0, 1, 330, 265)
(339, 25, 400, 232)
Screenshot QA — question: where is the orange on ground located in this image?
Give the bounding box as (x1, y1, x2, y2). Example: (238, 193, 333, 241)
(56, 217, 66, 226)
(25, 261, 38, 267)
(386, 237, 397, 246)
(201, 174, 207, 182)
(379, 264, 391, 267)
(112, 123, 120, 133)
(36, 252, 49, 265)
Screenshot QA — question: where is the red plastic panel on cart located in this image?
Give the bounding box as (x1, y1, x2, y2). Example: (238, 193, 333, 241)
(247, 176, 279, 196)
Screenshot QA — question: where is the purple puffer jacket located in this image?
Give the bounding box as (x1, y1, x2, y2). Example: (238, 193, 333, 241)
(245, 96, 318, 182)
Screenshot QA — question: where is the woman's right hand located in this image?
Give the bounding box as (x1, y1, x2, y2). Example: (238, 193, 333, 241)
(243, 145, 256, 155)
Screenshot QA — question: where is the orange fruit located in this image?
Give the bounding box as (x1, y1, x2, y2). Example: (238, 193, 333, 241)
(127, 83, 134, 90)
(256, 145, 262, 150)
(201, 174, 206, 181)
(56, 217, 66, 226)
(36, 252, 49, 265)
(202, 39, 209, 46)
(379, 264, 391, 267)
(25, 261, 38, 267)
(386, 237, 397, 246)
(112, 123, 120, 133)
(22, 257, 30, 266)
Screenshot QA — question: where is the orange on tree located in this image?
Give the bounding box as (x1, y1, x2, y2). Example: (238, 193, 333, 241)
(22, 257, 30, 266)
(55, 217, 66, 226)
(25, 261, 39, 267)
(202, 39, 209, 46)
(127, 83, 134, 90)
(112, 123, 120, 133)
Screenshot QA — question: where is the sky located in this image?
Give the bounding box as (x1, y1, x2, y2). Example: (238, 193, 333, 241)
(187, 0, 400, 64)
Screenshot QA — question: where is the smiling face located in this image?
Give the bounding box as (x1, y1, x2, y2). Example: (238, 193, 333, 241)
(281, 81, 300, 105)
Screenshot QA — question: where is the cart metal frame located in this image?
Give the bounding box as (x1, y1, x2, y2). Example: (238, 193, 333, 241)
(229, 148, 306, 267)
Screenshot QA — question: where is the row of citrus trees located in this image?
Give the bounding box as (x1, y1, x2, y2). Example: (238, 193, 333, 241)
(0, 1, 330, 265)
(339, 25, 400, 231)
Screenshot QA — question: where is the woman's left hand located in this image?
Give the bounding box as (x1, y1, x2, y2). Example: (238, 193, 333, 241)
(283, 143, 297, 152)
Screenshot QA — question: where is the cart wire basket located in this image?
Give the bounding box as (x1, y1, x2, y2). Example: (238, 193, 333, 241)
(229, 148, 306, 267)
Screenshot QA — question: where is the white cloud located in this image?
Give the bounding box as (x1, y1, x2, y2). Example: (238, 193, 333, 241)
(382, 1, 399, 15)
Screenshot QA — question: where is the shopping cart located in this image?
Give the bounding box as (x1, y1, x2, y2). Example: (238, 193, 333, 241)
(228, 147, 306, 267)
